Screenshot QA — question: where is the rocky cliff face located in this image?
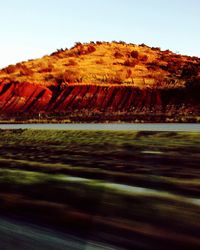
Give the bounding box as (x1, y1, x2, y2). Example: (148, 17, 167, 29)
(0, 81, 52, 113)
(0, 81, 199, 122)
(0, 41, 199, 122)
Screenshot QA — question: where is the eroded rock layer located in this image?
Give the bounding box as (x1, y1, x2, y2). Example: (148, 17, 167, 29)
(0, 82, 199, 121)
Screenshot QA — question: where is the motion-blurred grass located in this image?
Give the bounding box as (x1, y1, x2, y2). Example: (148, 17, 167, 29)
(0, 129, 199, 249)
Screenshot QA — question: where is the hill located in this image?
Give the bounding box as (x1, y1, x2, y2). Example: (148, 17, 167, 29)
(0, 41, 199, 122)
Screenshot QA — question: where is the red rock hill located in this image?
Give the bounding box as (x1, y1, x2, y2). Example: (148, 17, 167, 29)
(0, 41, 199, 122)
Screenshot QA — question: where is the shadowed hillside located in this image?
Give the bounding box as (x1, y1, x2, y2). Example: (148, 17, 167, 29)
(0, 41, 199, 122)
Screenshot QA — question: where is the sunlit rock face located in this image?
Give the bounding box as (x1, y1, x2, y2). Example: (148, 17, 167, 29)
(0, 82, 52, 113)
(0, 82, 199, 121)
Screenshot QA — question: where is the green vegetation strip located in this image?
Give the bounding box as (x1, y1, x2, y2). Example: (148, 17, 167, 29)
(0, 168, 200, 236)
(0, 157, 199, 198)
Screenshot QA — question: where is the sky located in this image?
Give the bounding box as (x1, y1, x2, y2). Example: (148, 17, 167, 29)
(0, 0, 199, 68)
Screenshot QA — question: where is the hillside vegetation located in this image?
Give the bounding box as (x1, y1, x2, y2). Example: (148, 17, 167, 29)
(0, 41, 199, 122)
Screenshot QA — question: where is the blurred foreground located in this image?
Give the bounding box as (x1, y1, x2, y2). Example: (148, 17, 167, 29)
(0, 129, 199, 249)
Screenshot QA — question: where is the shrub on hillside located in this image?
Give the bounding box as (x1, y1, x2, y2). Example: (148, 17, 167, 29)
(181, 64, 199, 79)
(112, 72, 124, 84)
(66, 59, 78, 66)
(124, 59, 138, 67)
(140, 54, 148, 62)
(55, 69, 82, 84)
(72, 44, 96, 56)
(119, 41, 126, 45)
(167, 62, 182, 74)
(113, 51, 124, 59)
(3, 65, 16, 74)
(163, 49, 171, 54)
(130, 50, 139, 59)
(67, 50, 79, 57)
(151, 47, 161, 51)
(19, 65, 33, 76)
(44, 74, 55, 81)
(147, 62, 159, 71)
(96, 41, 103, 45)
(160, 54, 171, 62)
(87, 45, 96, 53)
(72, 42, 82, 49)
(139, 43, 147, 47)
(50, 48, 65, 57)
(159, 65, 168, 71)
(111, 69, 130, 84)
(38, 64, 54, 73)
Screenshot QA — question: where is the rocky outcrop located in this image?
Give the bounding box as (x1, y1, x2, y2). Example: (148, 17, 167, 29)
(0, 82, 52, 113)
(0, 81, 199, 122)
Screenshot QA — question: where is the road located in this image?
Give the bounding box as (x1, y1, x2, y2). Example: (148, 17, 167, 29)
(0, 123, 200, 131)
(0, 217, 118, 250)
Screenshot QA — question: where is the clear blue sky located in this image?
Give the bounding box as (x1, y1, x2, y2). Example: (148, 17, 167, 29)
(0, 0, 199, 68)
